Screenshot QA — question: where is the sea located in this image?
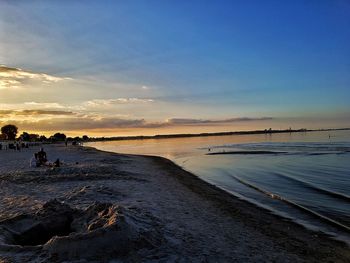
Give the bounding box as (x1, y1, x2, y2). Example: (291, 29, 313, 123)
(87, 130, 350, 243)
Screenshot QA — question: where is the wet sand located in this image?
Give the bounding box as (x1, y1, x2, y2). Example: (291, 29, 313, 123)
(0, 144, 349, 262)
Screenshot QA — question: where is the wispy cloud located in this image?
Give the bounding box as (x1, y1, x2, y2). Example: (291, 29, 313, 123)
(84, 98, 154, 107)
(166, 117, 273, 125)
(24, 102, 66, 109)
(0, 65, 71, 89)
(0, 102, 86, 113)
(0, 109, 75, 117)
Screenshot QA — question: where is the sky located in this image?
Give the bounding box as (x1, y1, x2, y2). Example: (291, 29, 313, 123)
(0, 0, 349, 137)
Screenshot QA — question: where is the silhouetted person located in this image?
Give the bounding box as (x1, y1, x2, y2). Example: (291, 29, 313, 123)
(54, 158, 61, 167)
(30, 153, 40, 167)
(37, 148, 48, 165)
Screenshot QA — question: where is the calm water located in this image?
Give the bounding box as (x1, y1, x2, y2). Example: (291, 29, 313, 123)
(87, 130, 350, 243)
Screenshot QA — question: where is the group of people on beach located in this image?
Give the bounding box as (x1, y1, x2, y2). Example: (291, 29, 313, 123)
(0, 141, 31, 151)
(1, 140, 63, 168)
(30, 148, 61, 168)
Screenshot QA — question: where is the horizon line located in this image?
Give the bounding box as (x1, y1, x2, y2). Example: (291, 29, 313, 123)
(85, 127, 350, 141)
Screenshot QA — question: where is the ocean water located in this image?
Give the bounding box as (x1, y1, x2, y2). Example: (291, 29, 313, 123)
(87, 130, 350, 243)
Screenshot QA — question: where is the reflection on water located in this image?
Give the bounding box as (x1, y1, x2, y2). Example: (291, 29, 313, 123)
(88, 130, 350, 243)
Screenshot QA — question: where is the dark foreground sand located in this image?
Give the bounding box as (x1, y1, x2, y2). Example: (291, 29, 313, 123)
(0, 144, 349, 262)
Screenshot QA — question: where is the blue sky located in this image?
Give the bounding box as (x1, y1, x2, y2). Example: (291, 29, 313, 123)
(0, 0, 349, 135)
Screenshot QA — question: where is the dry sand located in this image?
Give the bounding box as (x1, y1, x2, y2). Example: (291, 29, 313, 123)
(0, 144, 349, 262)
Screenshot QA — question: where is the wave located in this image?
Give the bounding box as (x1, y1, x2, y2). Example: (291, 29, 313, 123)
(274, 173, 350, 202)
(207, 150, 287, 155)
(206, 142, 350, 155)
(228, 173, 350, 233)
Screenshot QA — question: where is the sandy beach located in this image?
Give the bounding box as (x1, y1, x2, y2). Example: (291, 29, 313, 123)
(0, 144, 349, 262)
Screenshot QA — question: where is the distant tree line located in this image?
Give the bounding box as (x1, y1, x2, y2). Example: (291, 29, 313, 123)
(0, 124, 89, 143)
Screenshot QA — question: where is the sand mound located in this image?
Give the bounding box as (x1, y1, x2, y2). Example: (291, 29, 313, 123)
(0, 200, 161, 261)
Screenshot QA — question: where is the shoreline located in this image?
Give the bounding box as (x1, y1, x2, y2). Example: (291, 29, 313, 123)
(143, 153, 350, 243)
(80, 146, 350, 260)
(0, 144, 349, 262)
(89, 145, 350, 241)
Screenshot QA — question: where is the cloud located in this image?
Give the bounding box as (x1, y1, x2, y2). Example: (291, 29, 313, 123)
(23, 102, 84, 111)
(166, 117, 273, 125)
(0, 114, 273, 132)
(24, 102, 66, 109)
(0, 79, 21, 89)
(0, 116, 147, 131)
(84, 98, 154, 107)
(0, 109, 75, 117)
(0, 65, 71, 89)
(19, 110, 75, 116)
(0, 110, 14, 115)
